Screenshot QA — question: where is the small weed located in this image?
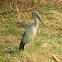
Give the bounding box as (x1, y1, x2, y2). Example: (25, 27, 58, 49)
(7, 14, 12, 20)
(47, 15, 55, 20)
(44, 5, 54, 11)
(56, 47, 62, 54)
(0, 56, 2, 61)
(58, 5, 62, 12)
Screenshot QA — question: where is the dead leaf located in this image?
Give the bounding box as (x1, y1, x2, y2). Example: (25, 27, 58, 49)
(52, 54, 60, 62)
(43, 43, 48, 47)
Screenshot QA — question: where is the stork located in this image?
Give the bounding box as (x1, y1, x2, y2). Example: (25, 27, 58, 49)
(19, 11, 47, 51)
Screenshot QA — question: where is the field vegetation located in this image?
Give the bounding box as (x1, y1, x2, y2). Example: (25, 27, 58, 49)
(0, 0, 62, 62)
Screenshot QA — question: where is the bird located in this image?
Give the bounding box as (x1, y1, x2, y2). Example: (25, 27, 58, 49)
(19, 11, 47, 51)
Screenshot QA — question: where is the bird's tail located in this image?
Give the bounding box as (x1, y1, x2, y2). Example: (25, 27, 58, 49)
(19, 40, 25, 51)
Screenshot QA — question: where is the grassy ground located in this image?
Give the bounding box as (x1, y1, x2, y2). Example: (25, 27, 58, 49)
(0, 6, 62, 62)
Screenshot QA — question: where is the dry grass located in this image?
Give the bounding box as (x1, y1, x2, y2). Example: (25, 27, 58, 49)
(0, 6, 62, 62)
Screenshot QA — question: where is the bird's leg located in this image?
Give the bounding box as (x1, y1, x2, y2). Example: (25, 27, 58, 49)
(30, 41, 33, 55)
(29, 41, 33, 62)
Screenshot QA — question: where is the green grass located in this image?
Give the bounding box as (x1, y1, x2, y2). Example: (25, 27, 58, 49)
(58, 5, 62, 12)
(0, 7, 62, 62)
(44, 5, 54, 11)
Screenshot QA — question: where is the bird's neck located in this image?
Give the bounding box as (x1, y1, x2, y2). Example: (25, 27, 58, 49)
(34, 17, 39, 28)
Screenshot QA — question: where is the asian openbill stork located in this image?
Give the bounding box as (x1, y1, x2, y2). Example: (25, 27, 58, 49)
(19, 11, 47, 51)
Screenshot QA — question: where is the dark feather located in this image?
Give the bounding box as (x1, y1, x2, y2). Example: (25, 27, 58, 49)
(19, 40, 25, 51)
(19, 32, 26, 51)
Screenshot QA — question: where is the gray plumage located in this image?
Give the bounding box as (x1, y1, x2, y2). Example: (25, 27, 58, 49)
(19, 11, 46, 51)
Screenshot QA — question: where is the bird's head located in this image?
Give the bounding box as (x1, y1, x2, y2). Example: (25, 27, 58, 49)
(32, 11, 39, 18)
(32, 11, 48, 28)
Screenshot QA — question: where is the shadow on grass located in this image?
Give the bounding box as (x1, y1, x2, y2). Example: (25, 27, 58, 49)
(16, 22, 29, 28)
(0, 46, 20, 55)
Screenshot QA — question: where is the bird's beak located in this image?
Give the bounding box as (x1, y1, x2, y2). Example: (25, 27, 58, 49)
(37, 15, 48, 28)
